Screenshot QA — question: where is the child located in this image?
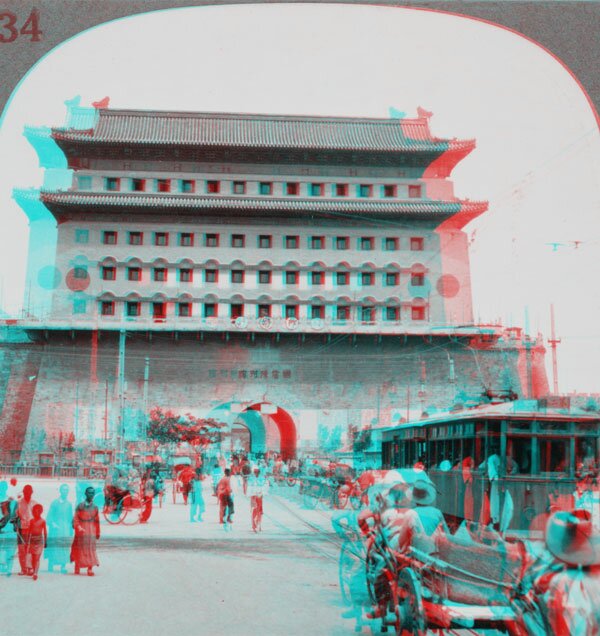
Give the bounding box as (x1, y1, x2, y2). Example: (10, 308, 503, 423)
(28, 504, 47, 581)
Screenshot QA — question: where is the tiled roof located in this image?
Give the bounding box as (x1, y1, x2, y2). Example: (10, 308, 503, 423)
(51, 109, 475, 153)
(40, 191, 487, 217)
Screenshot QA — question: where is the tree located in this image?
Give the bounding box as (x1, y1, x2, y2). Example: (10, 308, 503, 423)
(316, 422, 343, 452)
(353, 427, 372, 453)
(147, 407, 226, 449)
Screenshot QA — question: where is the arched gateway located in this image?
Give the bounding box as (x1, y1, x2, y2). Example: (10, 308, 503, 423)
(207, 402, 297, 460)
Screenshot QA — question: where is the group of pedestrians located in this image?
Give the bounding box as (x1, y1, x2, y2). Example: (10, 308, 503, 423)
(0, 480, 99, 579)
(201, 459, 271, 531)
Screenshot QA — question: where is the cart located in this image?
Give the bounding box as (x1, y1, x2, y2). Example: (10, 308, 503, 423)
(364, 520, 543, 635)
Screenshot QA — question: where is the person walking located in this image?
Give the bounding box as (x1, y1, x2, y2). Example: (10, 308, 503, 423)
(46, 484, 73, 573)
(153, 472, 165, 508)
(211, 462, 223, 497)
(0, 480, 16, 576)
(28, 504, 47, 581)
(189, 474, 205, 523)
(15, 484, 38, 576)
(178, 465, 196, 505)
(241, 458, 251, 495)
(70, 486, 100, 576)
(139, 472, 155, 524)
(247, 468, 268, 532)
(217, 469, 234, 529)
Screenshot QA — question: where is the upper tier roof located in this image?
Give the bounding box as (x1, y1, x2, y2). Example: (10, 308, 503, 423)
(36, 190, 488, 223)
(51, 108, 475, 154)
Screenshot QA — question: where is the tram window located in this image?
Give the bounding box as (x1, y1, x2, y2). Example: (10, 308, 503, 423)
(539, 438, 569, 473)
(508, 422, 531, 432)
(462, 438, 474, 468)
(431, 441, 438, 466)
(576, 438, 597, 474)
(474, 436, 486, 467)
(487, 420, 501, 443)
(463, 438, 474, 456)
(540, 421, 569, 433)
(507, 437, 531, 474)
(450, 439, 460, 467)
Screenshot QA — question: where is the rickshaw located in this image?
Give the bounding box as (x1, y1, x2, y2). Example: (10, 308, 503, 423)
(93, 463, 148, 525)
(338, 472, 600, 635)
(170, 456, 196, 504)
(84, 450, 113, 479)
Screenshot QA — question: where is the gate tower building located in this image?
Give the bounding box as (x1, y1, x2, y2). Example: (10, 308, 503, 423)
(3, 103, 548, 460)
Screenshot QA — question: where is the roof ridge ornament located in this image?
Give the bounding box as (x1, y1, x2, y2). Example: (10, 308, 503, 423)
(417, 106, 434, 120)
(92, 96, 110, 109)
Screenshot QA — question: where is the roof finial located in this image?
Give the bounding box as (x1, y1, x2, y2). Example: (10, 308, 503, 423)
(417, 106, 433, 120)
(388, 107, 406, 119)
(92, 96, 110, 109)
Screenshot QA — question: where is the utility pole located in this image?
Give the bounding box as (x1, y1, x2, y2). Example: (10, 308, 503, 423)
(142, 356, 150, 443)
(118, 329, 126, 461)
(74, 380, 79, 441)
(104, 379, 109, 441)
(548, 304, 561, 395)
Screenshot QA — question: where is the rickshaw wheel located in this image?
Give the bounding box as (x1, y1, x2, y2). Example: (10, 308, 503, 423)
(365, 543, 380, 604)
(302, 481, 321, 509)
(394, 567, 426, 636)
(102, 498, 126, 525)
(93, 491, 105, 509)
(338, 540, 362, 605)
(121, 494, 143, 526)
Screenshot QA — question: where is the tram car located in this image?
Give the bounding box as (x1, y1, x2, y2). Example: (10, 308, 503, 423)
(381, 399, 600, 534)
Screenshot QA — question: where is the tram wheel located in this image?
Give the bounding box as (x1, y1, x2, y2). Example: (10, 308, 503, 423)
(394, 567, 426, 636)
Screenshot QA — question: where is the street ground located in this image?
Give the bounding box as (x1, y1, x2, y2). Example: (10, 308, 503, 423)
(0, 476, 362, 636)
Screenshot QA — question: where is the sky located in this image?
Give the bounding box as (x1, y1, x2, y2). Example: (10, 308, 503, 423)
(0, 3, 598, 392)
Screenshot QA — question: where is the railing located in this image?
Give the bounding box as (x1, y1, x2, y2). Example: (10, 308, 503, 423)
(0, 463, 100, 479)
(0, 315, 493, 337)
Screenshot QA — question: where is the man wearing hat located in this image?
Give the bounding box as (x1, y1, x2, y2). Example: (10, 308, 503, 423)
(542, 510, 600, 634)
(412, 480, 448, 537)
(365, 483, 421, 621)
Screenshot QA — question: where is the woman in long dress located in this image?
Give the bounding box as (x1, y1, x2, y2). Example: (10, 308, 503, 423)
(70, 486, 100, 576)
(46, 484, 73, 573)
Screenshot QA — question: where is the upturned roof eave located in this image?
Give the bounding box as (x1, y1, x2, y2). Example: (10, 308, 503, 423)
(49, 132, 473, 154)
(38, 190, 487, 217)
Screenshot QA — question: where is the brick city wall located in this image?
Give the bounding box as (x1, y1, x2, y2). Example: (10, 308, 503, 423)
(0, 332, 548, 458)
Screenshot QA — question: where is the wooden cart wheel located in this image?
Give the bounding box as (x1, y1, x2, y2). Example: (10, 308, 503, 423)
(393, 567, 426, 636)
(365, 542, 380, 604)
(338, 540, 365, 605)
(121, 494, 143, 526)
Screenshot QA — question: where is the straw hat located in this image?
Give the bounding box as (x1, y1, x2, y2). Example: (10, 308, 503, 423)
(411, 480, 437, 506)
(545, 510, 600, 567)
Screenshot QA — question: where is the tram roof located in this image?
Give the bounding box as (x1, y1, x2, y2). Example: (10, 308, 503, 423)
(382, 399, 600, 434)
